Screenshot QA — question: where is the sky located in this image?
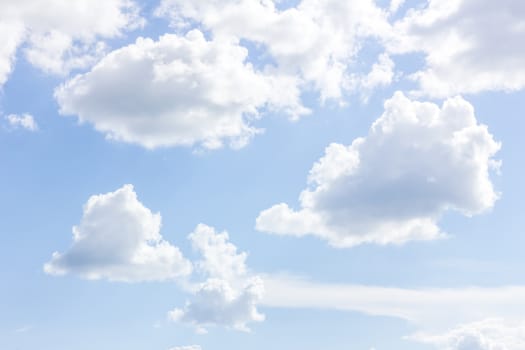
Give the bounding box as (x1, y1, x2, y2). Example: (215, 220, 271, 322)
(1, 1, 525, 349)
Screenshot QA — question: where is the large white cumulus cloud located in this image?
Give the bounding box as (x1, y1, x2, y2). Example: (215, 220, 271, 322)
(44, 185, 192, 282)
(387, 0, 525, 97)
(168, 224, 264, 332)
(256, 92, 501, 247)
(55, 30, 307, 150)
(0, 0, 142, 84)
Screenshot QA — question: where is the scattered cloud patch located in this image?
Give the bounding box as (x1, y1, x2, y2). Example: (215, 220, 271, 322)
(169, 224, 264, 332)
(410, 319, 525, 350)
(256, 92, 501, 247)
(0, 0, 142, 84)
(5, 113, 38, 131)
(156, 0, 393, 101)
(44, 184, 192, 282)
(55, 30, 307, 150)
(387, 0, 525, 97)
(348, 53, 395, 102)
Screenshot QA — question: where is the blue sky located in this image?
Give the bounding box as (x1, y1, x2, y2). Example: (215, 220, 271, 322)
(1, 1, 525, 349)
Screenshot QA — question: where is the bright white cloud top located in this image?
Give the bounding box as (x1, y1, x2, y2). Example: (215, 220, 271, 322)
(257, 92, 501, 247)
(0, 0, 142, 85)
(387, 0, 525, 97)
(156, 0, 392, 101)
(55, 30, 306, 150)
(44, 184, 192, 282)
(169, 224, 265, 333)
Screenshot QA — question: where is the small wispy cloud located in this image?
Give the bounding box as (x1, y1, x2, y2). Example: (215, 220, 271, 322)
(5, 113, 38, 131)
(15, 325, 32, 333)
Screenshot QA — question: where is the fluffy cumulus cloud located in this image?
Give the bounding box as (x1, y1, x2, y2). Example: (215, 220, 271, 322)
(44, 185, 192, 282)
(168, 224, 264, 332)
(387, 0, 525, 97)
(0, 0, 142, 84)
(5, 113, 38, 131)
(411, 319, 525, 350)
(55, 30, 306, 150)
(256, 92, 501, 247)
(156, 0, 392, 101)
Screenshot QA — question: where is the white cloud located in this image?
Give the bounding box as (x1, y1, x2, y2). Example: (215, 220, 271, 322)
(0, 21, 25, 86)
(256, 92, 501, 247)
(169, 277, 265, 333)
(410, 319, 525, 350)
(156, 0, 393, 101)
(0, 0, 142, 83)
(55, 30, 307, 150)
(44, 184, 192, 282)
(189, 224, 248, 282)
(168, 224, 265, 332)
(5, 113, 38, 131)
(262, 276, 525, 330)
(387, 0, 525, 97)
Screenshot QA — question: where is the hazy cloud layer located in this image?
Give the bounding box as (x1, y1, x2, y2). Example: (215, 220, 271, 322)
(263, 276, 525, 330)
(5, 113, 38, 131)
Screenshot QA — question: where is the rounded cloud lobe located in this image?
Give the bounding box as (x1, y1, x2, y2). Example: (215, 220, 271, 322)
(168, 224, 265, 333)
(156, 0, 392, 101)
(257, 92, 501, 247)
(387, 0, 525, 97)
(44, 184, 192, 282)
(55, 30, 307, 150)
(0, 0, 142, 84)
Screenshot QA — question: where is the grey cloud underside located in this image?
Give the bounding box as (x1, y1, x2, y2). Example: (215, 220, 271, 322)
(256, 92, 501, 247)
(44, 184, 192, 282)
(55, 31, 306, 149)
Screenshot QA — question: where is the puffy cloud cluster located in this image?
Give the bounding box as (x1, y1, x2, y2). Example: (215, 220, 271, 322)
(44, 186, 264, 330)
(169, 277, 265, 333)
(55, 30, 306, 150)
(44, 185, 192, 282)
(411, 319, 525, 350)
(387, 0, 525, 97)
(0, 0, 142, 84)
(5, 113, 38, 131)
(168, 224, 264, 332)
(156, 0, 392, 101)
(256, 92, 501, 247)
